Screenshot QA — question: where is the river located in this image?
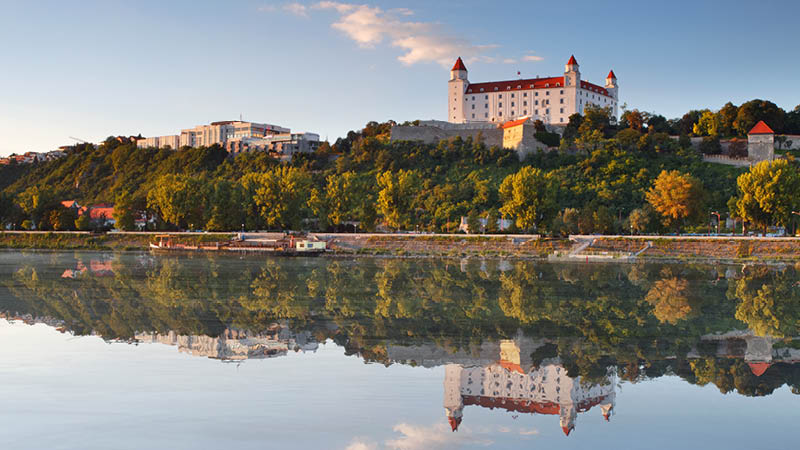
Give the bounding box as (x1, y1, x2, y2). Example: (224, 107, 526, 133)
(1, 251, 798, 449)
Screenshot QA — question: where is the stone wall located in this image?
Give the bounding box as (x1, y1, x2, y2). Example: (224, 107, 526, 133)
(390, 121, 503, 148)
(747, 133, 774, 162)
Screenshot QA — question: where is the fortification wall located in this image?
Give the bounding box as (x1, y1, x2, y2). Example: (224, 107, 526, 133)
(391, 122, 504, 148)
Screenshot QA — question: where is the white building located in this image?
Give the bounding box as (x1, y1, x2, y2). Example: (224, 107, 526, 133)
(137, 120, 291, 150)
(448, 55, 618, 125)
(226, 132, 321, 157)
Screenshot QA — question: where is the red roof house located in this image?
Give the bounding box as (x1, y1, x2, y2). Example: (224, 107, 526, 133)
(748, 121, 774, 135)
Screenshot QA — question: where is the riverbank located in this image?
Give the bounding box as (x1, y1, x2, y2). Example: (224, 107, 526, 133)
(1, 231, 799, 261)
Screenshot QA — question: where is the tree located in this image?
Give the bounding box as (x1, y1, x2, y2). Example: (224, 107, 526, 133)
(146, 174, 208, 229)
(645, 170, 705, 229)
(628, 208, 651, 234)
(693, 110, 720, 136)
(733, 99, 785, 136)
(242, 167, 312, 230)
(16, 185, 58, 228)
(376, 170, 420, 230)
(113, 193, 138, 231)
(75, 214, 91, 231)
(734, 159, 800, 233)
(620, 109, 648, 131)
(718, 102, 738, 137)
(499, 166, 558, 232)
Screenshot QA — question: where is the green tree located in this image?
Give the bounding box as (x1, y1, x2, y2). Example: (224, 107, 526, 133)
(376, 170, 420, 230)
(693, 110, 720, 136)
(498, 166, 558, 232)
(146, 174, 208, 229)
(734, 159, 800, 233)
(733, 99, 785, 136)
(242, 167, 312, 230)
(113, 193, 138, 231)
(75, 214, 91, 231)
(645, 170, 705, 229)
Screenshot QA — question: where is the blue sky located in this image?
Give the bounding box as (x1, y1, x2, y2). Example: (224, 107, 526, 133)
(1, 0, 798, 156)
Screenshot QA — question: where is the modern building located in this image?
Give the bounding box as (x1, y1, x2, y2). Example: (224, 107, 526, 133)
(137, 120, 291, 150)
(448, 55, 619, 125)
(225, 132, 321, 157)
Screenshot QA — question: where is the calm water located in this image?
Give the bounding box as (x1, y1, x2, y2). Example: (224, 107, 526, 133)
(1, 251, 798, 449)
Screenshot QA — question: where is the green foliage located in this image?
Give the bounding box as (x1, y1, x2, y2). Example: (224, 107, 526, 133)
(734, 159, 800, 232)
(499, 166, 558, 231)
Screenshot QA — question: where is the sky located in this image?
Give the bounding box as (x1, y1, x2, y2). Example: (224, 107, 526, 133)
(1, 0, 799, 156)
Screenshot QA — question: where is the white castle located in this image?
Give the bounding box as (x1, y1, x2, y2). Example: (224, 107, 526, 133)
(442, 340, 616, 436)
(448, 55, 619, 125)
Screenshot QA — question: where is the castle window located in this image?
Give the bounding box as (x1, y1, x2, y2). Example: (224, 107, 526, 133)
(511, 93, 515, 98)
(560, 90, 564, 94)
(535, 92, 539, 97)
(480, 88, 484, 92)
(499, 94, 502, 99)
(511, 111, 515, 116)
(560, 98, 564, 104)
(472, 104, 475, 109)
(535, 100, 538, 105)
(546, 108, 550, 114)
(498, 102, 502, 107)
(546, 91, 550, 96)
(511, 102, 515, 107)
(560, 108, 564, 113)
(472, 96, 475, 100)
(472, 114, 475, 118)
(523, 110, 527, 115)
(485, 95, 488, 99)
(523, 92, 527, 97)
(523, 101, 527, 106)
(546, 99, 550, 105)
(485, 113, 488, 118)
(499, 111, 502, 116)
(485, 103, 488, 108)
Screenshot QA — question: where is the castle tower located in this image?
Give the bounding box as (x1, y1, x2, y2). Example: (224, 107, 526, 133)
(564, 55, 580, 87)
(605, 70, 619, 118)
(443, 365, 465, 431)
(448, 57, 469, 123)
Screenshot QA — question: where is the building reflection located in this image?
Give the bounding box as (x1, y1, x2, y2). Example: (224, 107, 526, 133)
(389, 336, 615, 436)
(134, 323, 319, 361)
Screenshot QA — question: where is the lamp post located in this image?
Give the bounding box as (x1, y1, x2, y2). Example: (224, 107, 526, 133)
(711, 211, 721, 235)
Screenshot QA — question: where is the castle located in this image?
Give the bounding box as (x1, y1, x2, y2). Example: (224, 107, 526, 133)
(448, 55, 619, 125)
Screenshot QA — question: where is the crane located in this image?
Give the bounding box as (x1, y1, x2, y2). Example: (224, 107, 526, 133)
(69, 136, 89, 144)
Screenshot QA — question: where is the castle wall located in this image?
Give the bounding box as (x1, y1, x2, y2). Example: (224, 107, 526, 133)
(390, 122, 504, 148)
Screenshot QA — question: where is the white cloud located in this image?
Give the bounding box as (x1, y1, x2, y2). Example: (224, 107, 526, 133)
(502, 58, 517, 64)
(384, 423, 492, 450)
(522, 54, 544, 62)
(309, 2, 514, 67)
(283, 2, 309, 17)
(519, 428, 540, 436)
(345, 439, 378, 450)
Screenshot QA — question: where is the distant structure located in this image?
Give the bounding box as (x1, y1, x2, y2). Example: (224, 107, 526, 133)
(137, 120, 320, 158)
(747, 120, 775, 162)
(448, 55, 619, 125)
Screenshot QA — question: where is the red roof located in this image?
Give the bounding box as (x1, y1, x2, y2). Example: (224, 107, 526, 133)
(566, 55, 578, 66)
(87, 206, 115, 220)
(607, 70, 616, 79)
(465, 76, 610, 97)
(448, 416, 461, 432)
(748, 362, 772, 377)
(501, 118, 530, 129)
(61, 200, 79, 209)
(562, 426, 573, 436)
(451, 57, 467, 72)
(748, 120, 774, 135)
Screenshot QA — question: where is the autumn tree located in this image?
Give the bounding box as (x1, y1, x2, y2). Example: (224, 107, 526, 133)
(242, 167, 312, 230)
(499, 166, 558, 232)
(645, 170, 705, 229)
(734, 159, 800, 233)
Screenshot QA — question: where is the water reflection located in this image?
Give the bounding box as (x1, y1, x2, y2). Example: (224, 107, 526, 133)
(2, 251, 800, 438)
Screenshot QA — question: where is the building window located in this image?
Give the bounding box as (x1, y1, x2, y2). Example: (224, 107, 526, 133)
(485, 103, 488, 108)
(511, 93, 515, 98)
(472, 114, 475, 118)
(560, 117, 564, 123)
(535, 109, 538, 115)
(560, 98, 564, 104)
(546, 91, 550, 96)
(511, 102, 515, 107)
(560, 90, 564, 94)
(471, 96, 475, 100)
(471, 104, 475, 109)
(535, 100, 539, 105)
(535, 92, 539, 97)
(523, 110, 527, 115)
(499, 111, 502, 116)
(485, 95, 488, 99)
(546, 99, 550, 105)
(499, 94, 502, 99)
(499, 102, 502, 107)
(560, 108, 564, 113)
(485, 113, 488, 118)
(523, 101, 527, 106)
(511, 111, 515, 116)
(546, 108, 550, 114)
(523, 92, 527, 97)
